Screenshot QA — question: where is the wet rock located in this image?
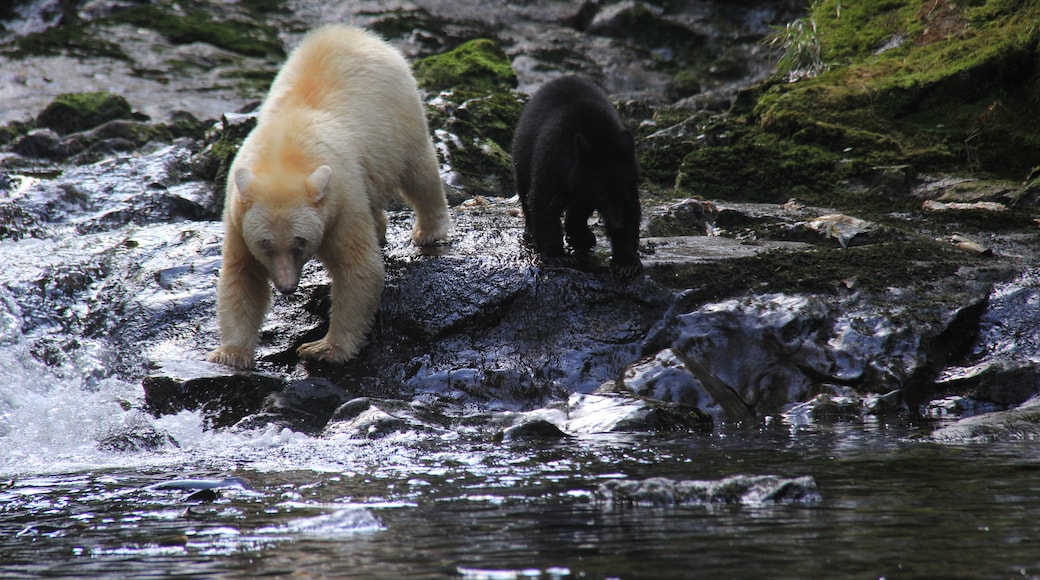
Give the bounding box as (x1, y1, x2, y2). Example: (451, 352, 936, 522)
(142, 361, 287, 429)
(936, 360, 1040, 410)
(97, 421, 179, 452)
(323, 397, 452, 439)
(0, 202, 44, 241)
(566, 393, 712, 434)
(581, 1, 707, 65)
(647, 283, 991, 419)
(595, 474, 821, 507)
(929, 396, 1040, 442)
(235, 378, 357, 435)
(617, 350, 703, 407)
(783, 392, 865, 424)
(12, 128, 72, 159)
(496, 419, 571, 442)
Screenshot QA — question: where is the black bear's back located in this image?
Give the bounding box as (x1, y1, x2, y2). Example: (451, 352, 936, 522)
(516, 75, 624, 141)
(512, 76, 628, 196)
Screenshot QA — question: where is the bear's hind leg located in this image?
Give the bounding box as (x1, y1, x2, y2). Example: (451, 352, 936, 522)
(400, 146, 450, 246)
(526, 183, 575, 266)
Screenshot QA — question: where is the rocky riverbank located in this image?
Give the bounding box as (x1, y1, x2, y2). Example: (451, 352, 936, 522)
(1, 0, 1039, 445)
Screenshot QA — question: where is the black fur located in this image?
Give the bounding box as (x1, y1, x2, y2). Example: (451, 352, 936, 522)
(511, 75, 642, 278)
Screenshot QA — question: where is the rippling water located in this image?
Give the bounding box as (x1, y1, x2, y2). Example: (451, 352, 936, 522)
(3, 371, 1039, 579)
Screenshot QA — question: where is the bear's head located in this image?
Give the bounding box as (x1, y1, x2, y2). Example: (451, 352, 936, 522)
(234, 165, 331, 296)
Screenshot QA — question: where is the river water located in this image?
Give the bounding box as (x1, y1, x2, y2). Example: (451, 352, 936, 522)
(2, 374, 1039, 579)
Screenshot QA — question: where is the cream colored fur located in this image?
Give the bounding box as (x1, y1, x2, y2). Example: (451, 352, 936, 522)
(207, 24, 450, 370)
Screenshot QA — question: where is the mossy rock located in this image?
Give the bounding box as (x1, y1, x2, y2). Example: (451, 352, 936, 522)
(754, 0, 1040, 179)
(36, 92, 139, 136)
(417, 39, 522, 196)
(197, 113, 259, 215)
(675, 124, 841, 203)
(414, 38, 517, 96)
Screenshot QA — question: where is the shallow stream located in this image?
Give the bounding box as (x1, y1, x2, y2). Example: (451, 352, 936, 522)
(2, 379, 1038, 578)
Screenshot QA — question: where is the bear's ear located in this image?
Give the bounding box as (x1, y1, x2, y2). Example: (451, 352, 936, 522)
(573, 133, 593, 161)
(305, 165, 332, 204)
(234, 167, 256, 205)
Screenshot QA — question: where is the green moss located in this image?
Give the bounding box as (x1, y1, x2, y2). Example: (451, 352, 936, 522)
(417, 39, 522, 195)
(207, 115, 259, 210)
(414, 39, 517, 95)
(752, 0, 1040, 180)
(110, 4, 283, 58)
(675, 127, 841, 203)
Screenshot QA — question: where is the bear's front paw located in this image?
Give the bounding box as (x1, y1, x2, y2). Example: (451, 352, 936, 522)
(297, 337, 362, 365)
(411, 218, 451, 246)
(207, 346, 255, 370)
(610, 257, 644, 279)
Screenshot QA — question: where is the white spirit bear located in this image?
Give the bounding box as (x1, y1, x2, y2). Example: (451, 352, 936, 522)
(207, 24, 450, 370)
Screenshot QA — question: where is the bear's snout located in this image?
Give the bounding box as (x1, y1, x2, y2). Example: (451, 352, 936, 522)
(270, 257, 301, 296)
(274, 281, 298, 296)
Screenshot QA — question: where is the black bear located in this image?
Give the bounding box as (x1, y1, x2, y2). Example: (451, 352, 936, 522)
(511, 75, 643, 278)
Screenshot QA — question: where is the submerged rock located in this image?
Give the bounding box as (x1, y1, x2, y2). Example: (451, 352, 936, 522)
(595, 475, 822, 507)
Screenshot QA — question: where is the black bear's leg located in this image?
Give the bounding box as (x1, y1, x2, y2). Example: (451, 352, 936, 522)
(564, 203, 596, 254)
(606, 203, 643, 278)
(527, 192, 574, 266)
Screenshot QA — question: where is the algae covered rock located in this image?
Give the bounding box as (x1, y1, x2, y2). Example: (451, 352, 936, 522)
(755, 0, 1040, 180)
(415, 39, 523, 196)
(36, 92, 140, 136)
(414, 38, 517, 94)
(656, 0, 1040, 208)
